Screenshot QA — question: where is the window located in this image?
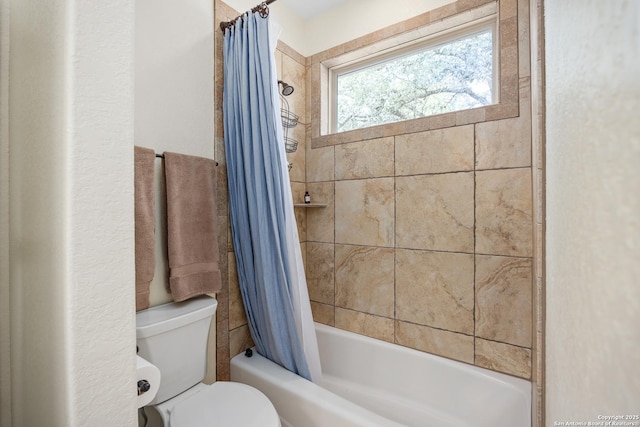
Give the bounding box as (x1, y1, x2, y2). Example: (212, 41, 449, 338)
(330, 21, 497, 133)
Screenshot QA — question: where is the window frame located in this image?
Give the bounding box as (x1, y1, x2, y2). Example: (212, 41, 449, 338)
(328, 16, 499, 134)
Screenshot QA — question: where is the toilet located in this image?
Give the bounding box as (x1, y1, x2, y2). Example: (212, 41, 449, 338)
(136, 295, 280, 427)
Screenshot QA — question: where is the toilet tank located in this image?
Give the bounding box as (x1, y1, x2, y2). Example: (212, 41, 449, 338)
(136, 296, 217, 405)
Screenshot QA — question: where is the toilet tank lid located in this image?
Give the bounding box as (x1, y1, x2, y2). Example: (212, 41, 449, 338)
(136, 296, 217, 339)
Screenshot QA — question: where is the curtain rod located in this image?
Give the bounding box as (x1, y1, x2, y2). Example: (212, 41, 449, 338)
(219, 0, 277, 33)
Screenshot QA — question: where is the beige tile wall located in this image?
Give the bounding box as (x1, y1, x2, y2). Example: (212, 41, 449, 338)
(306, 122, 534, 379)
(304, 0, 536, 381)
(215, 0, 541, 397)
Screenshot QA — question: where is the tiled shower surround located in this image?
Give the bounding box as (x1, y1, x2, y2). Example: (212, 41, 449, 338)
(305, 117, 533, 379)
(215, 0, 541, 402)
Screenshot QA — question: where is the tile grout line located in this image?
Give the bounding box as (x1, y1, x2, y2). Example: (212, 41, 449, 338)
(393, 135, 398, 345)
(473, 123, 478, 365)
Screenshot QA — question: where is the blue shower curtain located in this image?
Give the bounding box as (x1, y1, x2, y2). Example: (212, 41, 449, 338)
(222, 11, 320, 382)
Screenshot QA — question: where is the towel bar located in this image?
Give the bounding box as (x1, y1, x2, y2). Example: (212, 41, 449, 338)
(155, 153, 218, 166)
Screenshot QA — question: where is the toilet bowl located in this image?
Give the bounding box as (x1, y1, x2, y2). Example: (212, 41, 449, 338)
(154, 382, 280, 427)
(136, 296, 280, 427)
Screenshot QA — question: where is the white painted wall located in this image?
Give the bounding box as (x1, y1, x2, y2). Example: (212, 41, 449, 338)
(223, 0, 455, 56)
(545, 0, 640, 423)
(1, 0, 137, 426)
(135, 0, 214, 158)
(135, 0, 215, 306)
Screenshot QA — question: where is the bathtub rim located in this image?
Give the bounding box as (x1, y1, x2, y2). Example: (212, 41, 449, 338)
(314, 321, 531, 392)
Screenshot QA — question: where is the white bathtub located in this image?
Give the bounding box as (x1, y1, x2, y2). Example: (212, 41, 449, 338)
(230, 323, 531, 427)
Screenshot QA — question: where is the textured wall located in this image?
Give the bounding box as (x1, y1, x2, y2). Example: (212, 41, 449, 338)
(545, 0, 640, 422)
(0, 0, 11, 423)
(3, 0, 136, 426)
(66, 2, 136, 425)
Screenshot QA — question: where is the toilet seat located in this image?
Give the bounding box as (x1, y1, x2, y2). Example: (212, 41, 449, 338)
(167, 382, 280, 427)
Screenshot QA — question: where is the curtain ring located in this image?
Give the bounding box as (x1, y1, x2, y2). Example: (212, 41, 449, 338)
(258, 2, 269, 18)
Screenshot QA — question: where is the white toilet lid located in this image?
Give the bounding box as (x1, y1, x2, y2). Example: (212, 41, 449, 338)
(169, 382, 280, 427)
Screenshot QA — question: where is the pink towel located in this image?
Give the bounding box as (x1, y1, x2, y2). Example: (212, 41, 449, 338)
(164, 152, 221, 301)
(134, 146, 156, 311)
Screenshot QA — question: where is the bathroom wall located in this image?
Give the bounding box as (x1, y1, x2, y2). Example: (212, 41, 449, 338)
(0, 0, 137, 426)
(545, 0, 640, 422)
(0, 1, 10, 424)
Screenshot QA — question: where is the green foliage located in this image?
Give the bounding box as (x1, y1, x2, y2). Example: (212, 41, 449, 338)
(336, 30, 493, 132)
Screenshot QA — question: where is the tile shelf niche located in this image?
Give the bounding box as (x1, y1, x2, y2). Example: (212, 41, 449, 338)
(293, 203, 327, 208)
